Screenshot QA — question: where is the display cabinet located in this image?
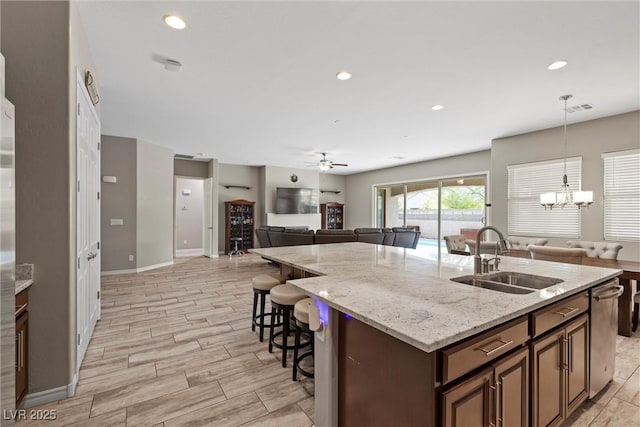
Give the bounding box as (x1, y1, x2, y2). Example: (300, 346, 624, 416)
(321, 202, 344, 229)
(224, 199, 255, 254)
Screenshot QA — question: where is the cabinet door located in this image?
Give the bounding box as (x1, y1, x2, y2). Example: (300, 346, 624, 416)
(15, 313, 28, 404)
(442, 368, 493, 427)
(532, 330, 565, 427)
(494, 347, 529, 427)
(566, 315, 589, 416)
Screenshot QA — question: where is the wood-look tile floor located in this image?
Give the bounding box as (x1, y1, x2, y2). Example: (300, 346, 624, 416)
(18, 255, 314, 427)
(17, 255, 640, 426)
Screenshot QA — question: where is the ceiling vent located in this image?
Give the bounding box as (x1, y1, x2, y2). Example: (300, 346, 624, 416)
(566, 103, 594, 113)
(164, 59, 182, 72)
(174, 154, 194, 159)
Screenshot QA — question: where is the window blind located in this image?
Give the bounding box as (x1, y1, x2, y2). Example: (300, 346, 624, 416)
(603, 150, 640, 242)
(507, 157, 581, 237)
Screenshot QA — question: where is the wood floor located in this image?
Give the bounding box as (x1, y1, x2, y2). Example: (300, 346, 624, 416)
(17, 254, 640, 426)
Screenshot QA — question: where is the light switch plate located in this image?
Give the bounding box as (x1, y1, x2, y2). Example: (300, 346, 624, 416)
(110, 219, 124, 226)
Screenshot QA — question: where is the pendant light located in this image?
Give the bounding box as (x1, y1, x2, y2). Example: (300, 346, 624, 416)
(540, 95, 593, 209)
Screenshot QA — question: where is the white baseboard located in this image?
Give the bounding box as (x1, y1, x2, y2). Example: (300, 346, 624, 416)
(67, 373, 78, 397)
(22, 384, 69, 409)
(175, 248, 204, 257)
(101, 260, 174, 276)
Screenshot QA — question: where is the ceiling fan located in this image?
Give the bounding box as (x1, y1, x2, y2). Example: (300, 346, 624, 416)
(308, 153, 349, 171)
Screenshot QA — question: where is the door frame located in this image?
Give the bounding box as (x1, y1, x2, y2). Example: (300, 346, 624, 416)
(173, 175, 207, 258)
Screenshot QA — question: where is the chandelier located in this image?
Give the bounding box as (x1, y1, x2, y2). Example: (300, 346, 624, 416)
(540, 94, 593, 209)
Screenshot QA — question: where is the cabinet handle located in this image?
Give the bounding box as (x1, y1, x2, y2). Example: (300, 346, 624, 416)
(15, 304, 27, 317)
(562, 337, 569, 370)
(20, 330, 24, 370)
(489, 382, 497, 427)
(15, 333, 19, 369)
(476, 338, 513, 356)
(497, 379, 503, 427)
(553, 307, 579, 318)
(568, 335, 573, 373)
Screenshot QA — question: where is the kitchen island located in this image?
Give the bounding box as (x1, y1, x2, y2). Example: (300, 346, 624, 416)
(250, 242, 622, 427)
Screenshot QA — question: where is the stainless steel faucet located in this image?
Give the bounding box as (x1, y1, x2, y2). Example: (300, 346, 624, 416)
(474, 226, 509, 274)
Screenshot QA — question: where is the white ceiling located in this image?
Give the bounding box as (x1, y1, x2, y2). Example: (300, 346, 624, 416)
(76, 1, 639, 175)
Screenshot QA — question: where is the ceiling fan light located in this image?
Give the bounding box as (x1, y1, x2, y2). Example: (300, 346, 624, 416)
(318, 163, 331, 171)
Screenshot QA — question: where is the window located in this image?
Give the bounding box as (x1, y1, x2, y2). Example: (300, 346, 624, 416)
(603, 150, 640, 242)
(507, 157, 581, 238)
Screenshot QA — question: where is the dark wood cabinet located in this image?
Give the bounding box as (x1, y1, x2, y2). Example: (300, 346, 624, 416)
(321, 202, 344, 229)
(442, 347, 528, 427)
(15, 288, 29, 406)
(531, 314, 588, 427)
(224, 199, 255, 254)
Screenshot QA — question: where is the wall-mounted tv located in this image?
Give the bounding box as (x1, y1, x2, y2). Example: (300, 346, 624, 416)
(275, 187, 319, 214)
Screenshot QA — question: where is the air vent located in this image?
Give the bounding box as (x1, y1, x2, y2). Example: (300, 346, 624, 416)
(174, 154, 194, 159)
(566, 103, 594, 113)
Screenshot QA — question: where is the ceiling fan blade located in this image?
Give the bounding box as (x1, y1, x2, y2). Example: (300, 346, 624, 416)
(331, 163, 348, 167)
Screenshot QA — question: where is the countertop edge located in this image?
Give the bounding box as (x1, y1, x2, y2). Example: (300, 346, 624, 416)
(15, 279, 33, 295)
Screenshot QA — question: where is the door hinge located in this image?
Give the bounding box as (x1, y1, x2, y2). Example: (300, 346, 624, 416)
(77, 180, 80, 192)
(97, 291, 100, 299)
(97, 192, 100, 200)
(77, 257, 80, 269)
(77, 334, 80, 346)
(97, 241, 100, 250)
(97, 142, 100, 151)
(77, 103, 80, 116)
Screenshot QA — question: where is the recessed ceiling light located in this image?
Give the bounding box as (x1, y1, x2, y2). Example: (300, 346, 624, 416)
(432, 105, 444, 111)
(547, 60, 568, 70)
(336, 71, 352, 81)
(163, 15, 186, 30)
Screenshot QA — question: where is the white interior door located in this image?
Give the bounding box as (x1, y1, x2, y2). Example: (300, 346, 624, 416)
(203, 177, 214, 257)
(76, 72, 101, 368)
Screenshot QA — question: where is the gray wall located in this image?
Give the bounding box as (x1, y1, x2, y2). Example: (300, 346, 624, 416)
(344, 151, 492, 229)
(175, 177, 204, 251)
(174, 159, 209, 178)
(101, 135, 136, 271)
(2, 0, 99, 395)
(136, 140, 174, 268)
(491, 111, 640, 261)
(319, 173, 346, 205)
(218, 163, 260, 252)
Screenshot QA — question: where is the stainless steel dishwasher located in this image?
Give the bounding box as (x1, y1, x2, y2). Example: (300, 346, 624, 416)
(590, 278, 624, 398)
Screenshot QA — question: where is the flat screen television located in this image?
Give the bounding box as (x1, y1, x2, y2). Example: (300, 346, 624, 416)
(275, 187, 319, 214)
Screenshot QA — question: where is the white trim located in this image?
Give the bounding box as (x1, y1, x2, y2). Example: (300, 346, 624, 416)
(602, 148, 639, 158)
(100, 260, 174, 276)
(22, 384, 68, 409)
(67, 373, 78, 397)
(175, 248, 204, 257)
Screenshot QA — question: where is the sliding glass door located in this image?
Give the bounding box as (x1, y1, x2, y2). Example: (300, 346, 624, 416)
(375, 175, 487, 252)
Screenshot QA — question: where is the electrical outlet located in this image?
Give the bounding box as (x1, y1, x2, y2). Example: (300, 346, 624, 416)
(129, 255, 134, 262)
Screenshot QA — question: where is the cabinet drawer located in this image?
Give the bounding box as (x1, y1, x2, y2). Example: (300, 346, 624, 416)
(532, 292, 588, 338)
(15, 289, 28, 317)
(442, 316, 529, 385)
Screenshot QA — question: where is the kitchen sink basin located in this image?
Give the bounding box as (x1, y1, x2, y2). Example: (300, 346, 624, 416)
(482, 272, 564, 289)
(450, 272, 563, 294)
(450, 277, 535, 294)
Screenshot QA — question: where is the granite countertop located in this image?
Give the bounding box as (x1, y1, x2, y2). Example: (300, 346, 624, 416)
(250, 242, 622, 353)
(15, 263, 34, 295)
(15, 279, 33, 295)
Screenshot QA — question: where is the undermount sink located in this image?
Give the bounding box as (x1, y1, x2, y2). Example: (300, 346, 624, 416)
(451, 272, 563, 294)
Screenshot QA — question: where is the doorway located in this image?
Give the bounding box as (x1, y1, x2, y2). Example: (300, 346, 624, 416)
(174, 177, 205, 257)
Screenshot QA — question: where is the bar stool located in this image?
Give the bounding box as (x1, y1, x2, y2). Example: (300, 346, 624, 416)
(251, 273, 286, 342)
(229, 237, 243, 256)
(269, 284, 307, 367)
(293, 297, 315, 381)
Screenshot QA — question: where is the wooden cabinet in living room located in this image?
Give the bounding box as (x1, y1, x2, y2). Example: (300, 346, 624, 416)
(321, 202, 344, 229)
(442, 347, 529, 427)
(224, 199, 255, 254)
